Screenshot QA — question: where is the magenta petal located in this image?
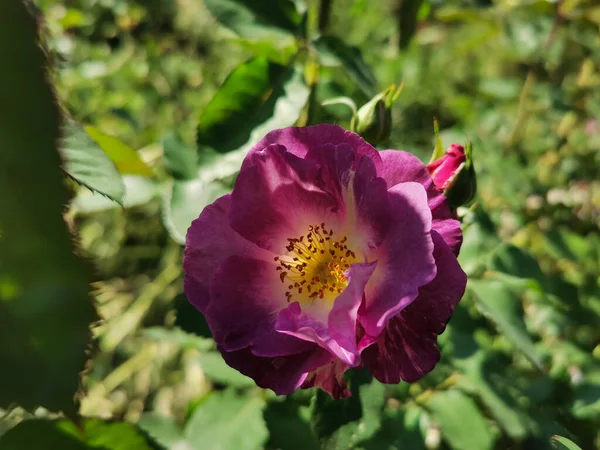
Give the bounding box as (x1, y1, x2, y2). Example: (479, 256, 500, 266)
(183, 195, 270, 313)
(360, 182, 436, 337)
(378, 150, 434, 191)
(220, 346, 333, 395)
(277, 302, 356, 366)
(242, 124, 382, 173)
(379, 150, 462, 255)
(276, 262, 376, 366)
(301, 359, 351, 399)
(361, 231, 467, 383)
(328, 262, 377, 359)
(349, 156, 392, 248)
(230, 144, 338, 253)
(429, 195, 462, 256)
(207, 255, 312, 356)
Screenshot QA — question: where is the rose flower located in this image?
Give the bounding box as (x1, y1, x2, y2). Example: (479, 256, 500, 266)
(183, 124, 466, 398)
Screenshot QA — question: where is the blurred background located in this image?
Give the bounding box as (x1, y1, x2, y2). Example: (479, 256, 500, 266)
(1, 0, 599, 449)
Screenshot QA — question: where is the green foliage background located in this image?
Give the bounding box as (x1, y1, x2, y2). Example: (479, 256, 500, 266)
(0, 0, 598, 449)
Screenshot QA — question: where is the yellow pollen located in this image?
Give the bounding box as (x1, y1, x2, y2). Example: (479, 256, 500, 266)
(275, 222, 358, 303)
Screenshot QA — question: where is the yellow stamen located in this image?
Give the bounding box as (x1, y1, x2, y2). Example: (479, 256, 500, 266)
(276, 222, 358, 303)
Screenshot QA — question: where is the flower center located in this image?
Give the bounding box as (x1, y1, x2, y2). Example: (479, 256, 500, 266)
(274, 222, 358, 303)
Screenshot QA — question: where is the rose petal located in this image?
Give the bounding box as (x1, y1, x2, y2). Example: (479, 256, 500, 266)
(301, 359, 351, 399)
(361, 231, 467, 383)
(207, 255, 312, 356)
(183, 195, 270, 313)
(230, 144, 339, 253)
(277, 302, 356, 366)
(276, 261, 376, 367)
(328, 262, 377, 359)
(378, 150, 462, 254)
(242, 124, 381, 173)
(360, 182, 436, 337)
(220, 345, 333, 395)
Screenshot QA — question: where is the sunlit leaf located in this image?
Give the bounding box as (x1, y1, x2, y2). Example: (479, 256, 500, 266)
(71, 175, 159, 213)
(455, 350, 529, 439)
(184, 390, 268, 450)
(488, 243, 549, 290)
(196, 57, 308, 155)
(163, 177, 229, 245)
(161, 133, 198, 181)
(138, 413, 185, 450)
(468, 279, 544, 370)
(61, 122, 125, 204)
(427, 389, 496, 450)
(458, 205, 500, 276)
(198, 352, 256, 388)
(551, 435, 583, 450)
(84, 126, 153, 177)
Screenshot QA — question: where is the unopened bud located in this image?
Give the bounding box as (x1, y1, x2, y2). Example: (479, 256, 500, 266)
(426, 141, 476, 208)
(351, 84, 403, 145)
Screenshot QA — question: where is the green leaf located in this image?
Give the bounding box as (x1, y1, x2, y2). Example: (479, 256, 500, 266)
(570, 371, 600, 420)
(138, 413, 185, 450)
(426, 389, 496, 450)
(191, 61, 309, 183)
(0, 419, 157, 450)
(61, 122, 125, 204)
(551, 435, 583, 450)
(456, 351, 529, 439)
(203, 0, 301, 38)
(310, 379, 362, 442)
(362, 406, 426, 450)
(84, 126, 153, 177)
(198, 352, 256, 388)
(163, 58, 310, 244)
(235, 36, 298, 65)
(161, 133, 198, 181)
(71, 175, 159, 213)
(196, 57, 308, 155)
(310, 369, 385, 448)
(0, 1, 96, 415)
(468, 279, 544, 370)
(185, 390, 268, 450)
(488, 243, 548, 289)
(264, 399, 320, 450)
(0, 420, 87, 450)
(62, 419, 157, 450)
(458, 205, 501, 276)
(162, 177, 229, 245)
(314, 36, 378, 97)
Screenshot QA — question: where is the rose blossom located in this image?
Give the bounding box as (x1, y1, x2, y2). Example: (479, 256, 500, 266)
(183, 124, 466, 398)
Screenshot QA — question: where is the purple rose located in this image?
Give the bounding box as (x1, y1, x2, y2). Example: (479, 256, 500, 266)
(184, 124, 466, 398)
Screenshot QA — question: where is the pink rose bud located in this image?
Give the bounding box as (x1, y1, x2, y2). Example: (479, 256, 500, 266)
(427, 144, 466, 190)
(426, 143, 476, 208)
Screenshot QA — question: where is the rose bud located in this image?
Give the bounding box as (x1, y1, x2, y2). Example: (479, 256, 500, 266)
(426, 142, 476, 208)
